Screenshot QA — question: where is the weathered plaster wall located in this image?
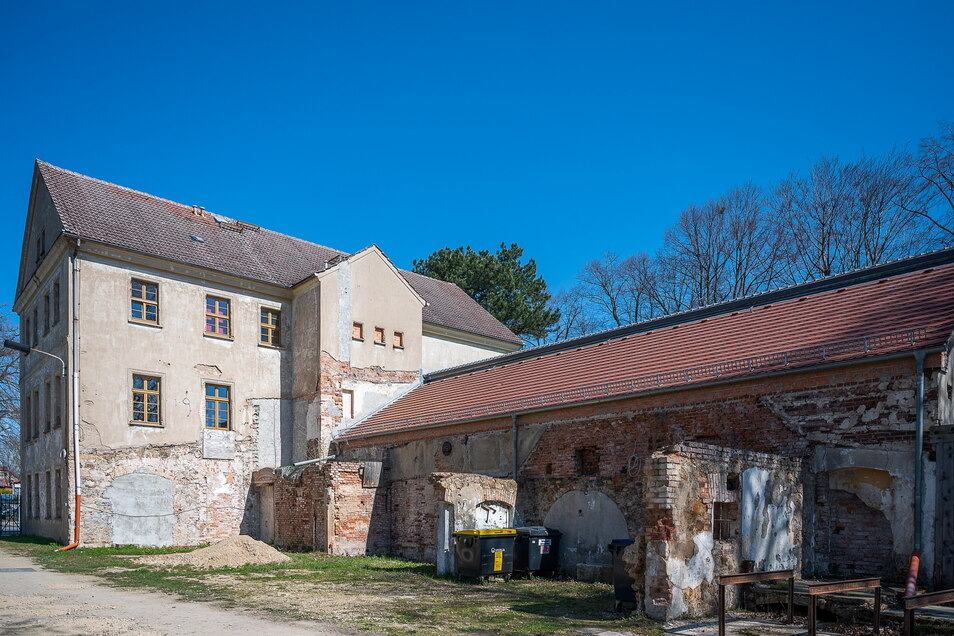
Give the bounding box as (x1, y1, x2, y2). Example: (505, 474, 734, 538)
(421, 331, 513, 374)
(643, 443, 801, 620)
(80, 441, 258, 547)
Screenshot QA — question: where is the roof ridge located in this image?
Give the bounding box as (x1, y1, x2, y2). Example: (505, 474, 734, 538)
(36, 159, 347, 258)
(424, 246, 954, 382)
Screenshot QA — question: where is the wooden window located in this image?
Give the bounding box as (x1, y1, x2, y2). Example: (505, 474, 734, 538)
(205, 296, 231, 337)
(32, 389, 39, 438)
(54, 375, 62, 428)
(393, 331, 404, 349)
(45, 471, 51, 519)
(43, 293, 50, 334)
(374, 327, 385, 345)
(260, 308, 281, 346)
(131, 374, 161, 425)
(22, 394, 30, 441)
(352, 322, 364, 341)
(43, 380, 51, 432)
(130, 279, 159, 324)
(53, 280, 60, 325)
(54, 469, 62, 518)
(205, 384, 231, 430)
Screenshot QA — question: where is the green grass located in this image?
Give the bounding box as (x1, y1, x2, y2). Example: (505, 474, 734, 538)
(1, 536, 663, 635)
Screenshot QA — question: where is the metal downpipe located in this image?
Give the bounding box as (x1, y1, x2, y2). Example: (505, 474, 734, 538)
(58, 249, 81, 551)
(914, 351, 925, 555)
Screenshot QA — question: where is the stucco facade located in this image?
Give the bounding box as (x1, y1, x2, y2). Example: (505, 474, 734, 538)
(14, 162, 521, 546)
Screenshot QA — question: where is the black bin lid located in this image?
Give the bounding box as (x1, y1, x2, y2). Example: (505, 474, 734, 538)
(516, 526, 562, 537)
(608, 538, 635, 548)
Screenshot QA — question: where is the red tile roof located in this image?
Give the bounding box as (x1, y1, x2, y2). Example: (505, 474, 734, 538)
(34, 161, 521, 346)
(341, 253, 954, 440)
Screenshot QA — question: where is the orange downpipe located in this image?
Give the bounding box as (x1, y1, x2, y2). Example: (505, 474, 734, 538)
(905, 551, 921, 597)
(57, 494, 81, 551)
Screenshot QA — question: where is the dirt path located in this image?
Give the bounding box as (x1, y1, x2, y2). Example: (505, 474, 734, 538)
(0, 545, 346, 635)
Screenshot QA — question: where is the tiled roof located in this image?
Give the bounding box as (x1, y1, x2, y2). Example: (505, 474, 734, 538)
(35, 161, 521, 346)
(340, 253, 954, 440)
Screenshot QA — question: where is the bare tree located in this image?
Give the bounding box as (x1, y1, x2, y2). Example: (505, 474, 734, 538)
(895, 122, 954, 240)
(772, 157, 856, 282)
(0, 309, 20, 477)
(543, 287, 602, 343)
(576, 252, 631, 329)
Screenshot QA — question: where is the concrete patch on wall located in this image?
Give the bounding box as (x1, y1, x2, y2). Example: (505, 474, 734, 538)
(104, 471, 175, 547)
(543, 489, 629, 582)
(740, 467, 800, 572)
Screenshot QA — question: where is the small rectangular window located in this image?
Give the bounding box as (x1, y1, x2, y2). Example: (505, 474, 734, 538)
(54, 375, 62, 428)
(54, 469, 62, 518)
(713, 502, 740, 541)
(24, 475, 30, 518)
(341, 389, 354, 419)
(44, 380, 51, 432)
(352, 322, 364, 341)
(32, 308, 38, 345)
(205, 296, 231, 337)
(23, 318, 30, 349)
(205, 384, 231, 430)
(34, 473, 40, 519)
(43, 294, 50, 334)
(131, 279, 159, 324)
(131, 374, 161, 425)
(45, 471, 51, 519)
(260, 308, 281, 346)
(374, 327, 385, 345)
(393, 331, 404, 349)
(22, 395, 30, 441)
(32, 389, 39, 438)
(53, 280, 60, 325)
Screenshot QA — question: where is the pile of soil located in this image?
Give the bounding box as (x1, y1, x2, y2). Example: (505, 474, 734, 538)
(137, 535, 291, 569)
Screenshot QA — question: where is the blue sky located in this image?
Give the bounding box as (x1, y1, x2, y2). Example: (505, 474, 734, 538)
(1, 1, 951, 307)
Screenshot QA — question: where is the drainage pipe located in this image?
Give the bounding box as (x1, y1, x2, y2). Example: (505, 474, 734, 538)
(914, 351, 925, 555)
(293, 454, 336, 467)
(59, 247, 82, 551)
(512, 414, 518, 480)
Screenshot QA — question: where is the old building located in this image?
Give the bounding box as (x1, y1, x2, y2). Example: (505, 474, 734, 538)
(14, 160, 521, 546)
(261, 249, 954, 620)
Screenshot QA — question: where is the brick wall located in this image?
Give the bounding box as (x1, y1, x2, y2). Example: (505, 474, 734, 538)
(339, 356, 936, 586)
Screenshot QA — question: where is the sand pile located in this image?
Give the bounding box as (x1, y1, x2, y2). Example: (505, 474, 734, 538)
(137, 535, 291, 569)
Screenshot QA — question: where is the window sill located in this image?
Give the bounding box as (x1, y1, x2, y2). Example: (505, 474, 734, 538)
(203, 332, 233, 342)
(352, 337, 364, 342)
(129, 421, 164, 428)
(129, 319, 162, 329)
(374, 341, 386, 347)
(258, 343, 284, 350)
(394, 346, 404, 351)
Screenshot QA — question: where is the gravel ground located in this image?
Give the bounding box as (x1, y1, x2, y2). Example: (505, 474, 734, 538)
(0, 544, 344, 635)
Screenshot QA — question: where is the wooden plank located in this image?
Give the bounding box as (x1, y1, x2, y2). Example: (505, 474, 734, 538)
(935, 428, 954, 589)
(719, 569, 794, 585)
(807, 578, 880, 595)
(904, 588, 954, 610)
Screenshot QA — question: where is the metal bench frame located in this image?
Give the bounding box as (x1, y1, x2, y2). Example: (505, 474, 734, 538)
(807, 578, 881, 636)
(717, 569, 794, 636)
(903, 588, 954, 636)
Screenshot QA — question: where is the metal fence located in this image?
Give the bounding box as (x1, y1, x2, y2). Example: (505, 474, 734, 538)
(0, 492, 20, 536)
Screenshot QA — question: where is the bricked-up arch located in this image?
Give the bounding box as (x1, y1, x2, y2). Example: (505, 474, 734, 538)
(544, 490, 629, 580)
(818, 479, 894, 577)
